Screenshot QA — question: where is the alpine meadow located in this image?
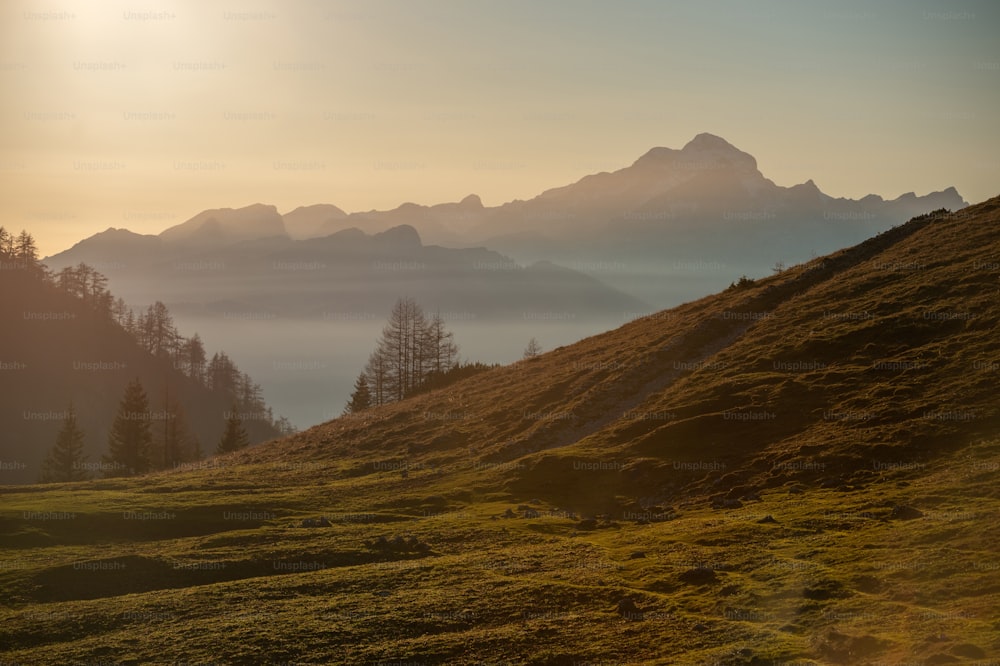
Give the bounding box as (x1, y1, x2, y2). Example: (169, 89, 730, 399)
(1, 2, 999, 665)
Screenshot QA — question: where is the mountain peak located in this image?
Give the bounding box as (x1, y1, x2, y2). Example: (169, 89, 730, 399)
(459, 194, 483, 208)
(633, 134, 759, 175)
(160, 203, 288, 246)
(375, 224, 422, 249)
(682, 132, 739, 153)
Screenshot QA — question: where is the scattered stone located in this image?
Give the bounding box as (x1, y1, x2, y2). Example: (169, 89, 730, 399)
(628, 551, 646, 559)
(679, 567, 718, 585)
(756, 515, 779, 524)
(711, 497, 743, 509)
(616, 597, 644, 621)
(522, 508, 540, 519)
(577, 518, 598, 530)
(693, 623, 709, 632)
(503, 508, 516, 519)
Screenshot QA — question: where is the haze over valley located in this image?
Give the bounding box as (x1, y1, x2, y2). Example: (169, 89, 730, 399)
(2, 1, 998, 663)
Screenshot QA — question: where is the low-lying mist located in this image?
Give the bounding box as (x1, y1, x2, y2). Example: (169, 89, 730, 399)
(173, 314, 628, 430)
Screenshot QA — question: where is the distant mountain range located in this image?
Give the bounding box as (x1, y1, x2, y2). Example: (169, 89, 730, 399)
(45, 210, 645, 320)
(45, 133, 967, 311)
(286, 133, 969, 303)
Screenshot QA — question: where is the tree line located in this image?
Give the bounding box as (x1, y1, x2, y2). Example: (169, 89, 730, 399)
(2, 227, 292, 435)
(40, 379, 256, 482)
(1, 228, 294, 482)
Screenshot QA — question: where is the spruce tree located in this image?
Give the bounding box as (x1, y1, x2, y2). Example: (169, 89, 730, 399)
(104, 378, 153, 476)
(217, 403, 249, 454)
(344, 373, 372, 414)
(40, 404, 89, 482)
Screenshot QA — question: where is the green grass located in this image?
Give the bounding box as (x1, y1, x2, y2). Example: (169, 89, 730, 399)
(2, 436, 998, 664)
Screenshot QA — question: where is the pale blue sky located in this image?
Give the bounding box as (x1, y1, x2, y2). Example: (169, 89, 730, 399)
(1, 0, 997, 255)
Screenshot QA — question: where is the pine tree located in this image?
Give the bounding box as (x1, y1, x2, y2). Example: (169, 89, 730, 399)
(344, 373, 372, 414)
(0, 226, 11, 257)
(104, 378, 153, 476)
(217, 403, 249, 454)
(14, 230, 38, 265)
(40, 405, 89, 483)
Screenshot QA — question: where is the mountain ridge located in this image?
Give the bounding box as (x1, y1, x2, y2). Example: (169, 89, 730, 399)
(44, 219, 647, 320)
(43, 133, 971, 310)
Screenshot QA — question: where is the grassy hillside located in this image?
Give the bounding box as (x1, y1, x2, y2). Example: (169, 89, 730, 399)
(1, 198, 998, 664)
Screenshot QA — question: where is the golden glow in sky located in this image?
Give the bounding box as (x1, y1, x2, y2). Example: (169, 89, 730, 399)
(1, 0, 998, 256)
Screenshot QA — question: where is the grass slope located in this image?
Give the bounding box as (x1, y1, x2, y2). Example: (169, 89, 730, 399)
(2, 199, 999, 665)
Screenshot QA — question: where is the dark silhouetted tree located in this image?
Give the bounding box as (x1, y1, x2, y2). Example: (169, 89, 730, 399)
(104, 378, 153, 476)
(217, 403, 249, 454)
(14, 230, 38, 265)
(344, 373, 372, 414)
(425, 311, 458, 376)
(0, 227, 12, 257)
(40, 404, 89, 483)
(178, 333, 207, 383)
(359, 298, 459, 407)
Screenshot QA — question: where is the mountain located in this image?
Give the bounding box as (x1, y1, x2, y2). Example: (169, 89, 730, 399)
(282, 203, 348, 239)
(4, 198, 997, 663)
(279, 134, 968, 305)
(0, 261, 286, 484)
(45, 220, 646, 320)
(46, 136, 966, 310)
(158, 203, 288, 248)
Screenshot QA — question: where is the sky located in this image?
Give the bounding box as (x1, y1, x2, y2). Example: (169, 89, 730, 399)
(1, 0, 998, 257)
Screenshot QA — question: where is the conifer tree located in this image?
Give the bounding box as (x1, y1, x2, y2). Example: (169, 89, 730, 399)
(344, 373, 372, 414)
(40, 404, 89, 482)
(217, 403, 249, 454)
(104, 378, 153, 476)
